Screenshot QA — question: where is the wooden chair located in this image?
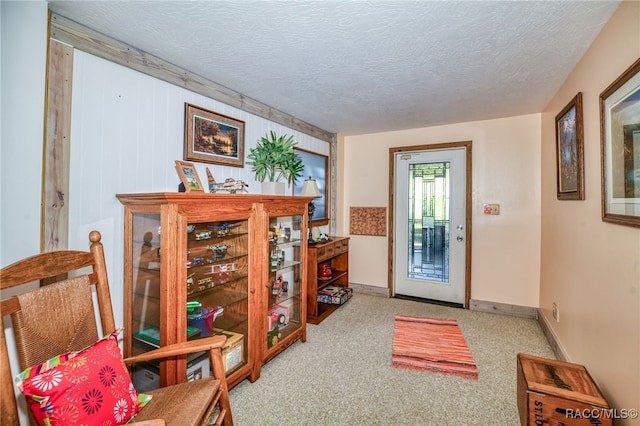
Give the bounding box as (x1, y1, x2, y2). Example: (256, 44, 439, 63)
(0, 230, 233, 426)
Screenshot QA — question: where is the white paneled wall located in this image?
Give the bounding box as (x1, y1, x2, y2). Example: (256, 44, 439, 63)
(69, 51, 329, 326)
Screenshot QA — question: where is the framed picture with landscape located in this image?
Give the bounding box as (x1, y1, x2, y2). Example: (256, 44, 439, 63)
(555, 92, 584, 200)
(175, 160, 204, 192)
(600, 58, 640, 228)
(184, 103, 245, 167)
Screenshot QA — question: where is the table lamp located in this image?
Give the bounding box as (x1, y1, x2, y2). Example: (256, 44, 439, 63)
(300, 177, 321, 242)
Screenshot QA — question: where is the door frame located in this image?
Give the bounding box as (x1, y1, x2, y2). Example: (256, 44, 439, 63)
(388, 141, 473, 308)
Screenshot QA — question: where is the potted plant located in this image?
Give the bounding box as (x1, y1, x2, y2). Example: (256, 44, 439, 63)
(247, 131, 304, 194)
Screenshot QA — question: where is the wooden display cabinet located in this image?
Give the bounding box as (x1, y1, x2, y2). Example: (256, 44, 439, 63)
(306, 237, 350, 324)
(117, 192, 312, 389)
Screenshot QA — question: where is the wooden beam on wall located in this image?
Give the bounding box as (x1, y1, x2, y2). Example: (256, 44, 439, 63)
(49, 12, 335, 143)
(42, 33, 73, 252)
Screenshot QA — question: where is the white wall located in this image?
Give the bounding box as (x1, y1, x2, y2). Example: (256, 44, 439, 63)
(342, 114, 542, 308)
(69, 51, 330, 327)
(1, 1, 48, 267)
(1, 3, 49, 422)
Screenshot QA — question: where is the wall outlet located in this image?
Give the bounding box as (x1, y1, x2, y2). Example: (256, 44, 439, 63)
(552, 303, 559, 322)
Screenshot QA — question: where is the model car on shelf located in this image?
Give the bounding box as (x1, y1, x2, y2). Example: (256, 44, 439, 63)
(270, 274, 289, 296)
(267, 304, 289, 332)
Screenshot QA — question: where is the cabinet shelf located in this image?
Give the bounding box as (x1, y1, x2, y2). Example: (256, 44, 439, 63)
(317, 270, 348, 289)
(188, 229, 248, 243)
(270, 259, 301, 273)
(271, 237, 302, 247)
(307, 237, 350, 325)
(189, 289, 248, 308)
(187, 271, 248, 295)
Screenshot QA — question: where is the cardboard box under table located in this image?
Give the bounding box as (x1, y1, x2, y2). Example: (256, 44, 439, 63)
(517, 353, 611, 426)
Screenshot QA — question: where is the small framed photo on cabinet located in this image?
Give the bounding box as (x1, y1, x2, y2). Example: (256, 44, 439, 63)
(175, 160, 204, 192)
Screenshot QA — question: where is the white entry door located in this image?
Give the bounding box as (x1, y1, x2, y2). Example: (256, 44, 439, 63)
(393, 147, 467, 305)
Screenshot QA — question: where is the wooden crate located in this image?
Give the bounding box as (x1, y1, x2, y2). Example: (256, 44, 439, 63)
(517, 353, 611, 425)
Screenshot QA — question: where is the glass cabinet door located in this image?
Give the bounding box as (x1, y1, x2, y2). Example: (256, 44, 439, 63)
(185, 219, 249, 377)
(266, 215, 304, 351)
(129, 213, 162, 356)
(126, 213, 249, 391)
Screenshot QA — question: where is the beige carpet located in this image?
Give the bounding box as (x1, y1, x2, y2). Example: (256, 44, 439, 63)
(229, 292, 555, 425)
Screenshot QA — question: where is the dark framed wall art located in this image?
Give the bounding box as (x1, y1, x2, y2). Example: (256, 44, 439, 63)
(600, 58, 640, 228)
(184, 103, 245, 167)
(555, 92, 585, 200)
(293, 148, 329, 224)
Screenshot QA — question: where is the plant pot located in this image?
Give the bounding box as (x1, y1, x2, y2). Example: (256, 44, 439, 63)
(262, 181, 285, 195)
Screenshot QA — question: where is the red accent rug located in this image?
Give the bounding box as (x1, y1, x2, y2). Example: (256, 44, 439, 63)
(392, 315, 478, 379)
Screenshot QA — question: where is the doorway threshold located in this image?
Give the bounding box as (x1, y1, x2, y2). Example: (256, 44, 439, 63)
(393, 294, 463, 309)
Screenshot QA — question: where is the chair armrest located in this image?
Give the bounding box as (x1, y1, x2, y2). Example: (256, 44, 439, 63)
(129, 420, 166, 426)
(123, 335, 227, 365)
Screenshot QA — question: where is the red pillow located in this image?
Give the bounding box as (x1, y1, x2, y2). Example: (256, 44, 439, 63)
(16, 330, 150, 425)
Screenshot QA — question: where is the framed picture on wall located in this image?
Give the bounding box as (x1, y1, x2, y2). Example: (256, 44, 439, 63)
(600, 58, 640, 228)
(175, 160, 204, 192)
(293, 148, 329, 224)
(184, 103, 245, 167)
(555, 92, 584, 200)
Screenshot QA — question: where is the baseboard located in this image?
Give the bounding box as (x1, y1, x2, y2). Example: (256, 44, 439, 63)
(469, 299, 538, 319)
(349, 282, 390, 297)
(536, 309, 570, 362)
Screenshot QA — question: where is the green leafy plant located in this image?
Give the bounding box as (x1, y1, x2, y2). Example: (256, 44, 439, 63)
(246, 131, 303, 184)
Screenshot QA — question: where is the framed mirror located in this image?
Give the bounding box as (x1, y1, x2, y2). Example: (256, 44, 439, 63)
(293, 148, 329, 225)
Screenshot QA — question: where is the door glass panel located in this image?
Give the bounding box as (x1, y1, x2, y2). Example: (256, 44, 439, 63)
(407, 162, 450, 282)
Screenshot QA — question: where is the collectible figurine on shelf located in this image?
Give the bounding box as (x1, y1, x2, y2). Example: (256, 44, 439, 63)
(207, 222, 241, 236)
(270, 247, 285, 270)
(195, 230, 213, 240)
(207, 244, 232, 260)
(268, 326, 281, 346)
(319, 264, 332, 280)
(207, 168, 249, 194)
(271, 274, 289, 295)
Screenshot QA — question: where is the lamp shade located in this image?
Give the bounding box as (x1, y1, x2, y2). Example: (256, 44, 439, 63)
(300, 177, 321, 198)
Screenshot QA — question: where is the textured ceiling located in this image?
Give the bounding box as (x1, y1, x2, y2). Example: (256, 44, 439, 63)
(47, 1, 620, 136)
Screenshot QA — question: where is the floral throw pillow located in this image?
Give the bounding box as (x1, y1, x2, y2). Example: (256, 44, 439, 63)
(15, 329, 151, 425)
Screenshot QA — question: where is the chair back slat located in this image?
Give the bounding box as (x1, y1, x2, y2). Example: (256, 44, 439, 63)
(1, 250, 95, 289)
